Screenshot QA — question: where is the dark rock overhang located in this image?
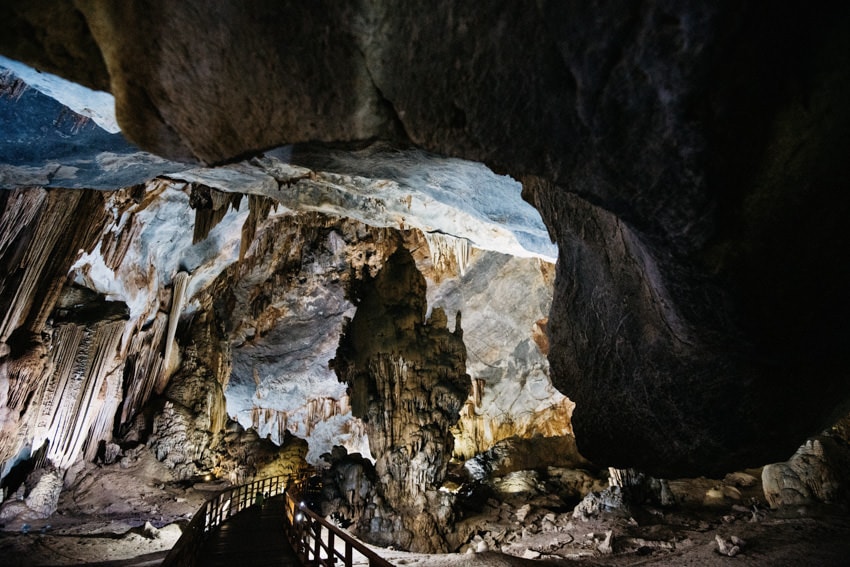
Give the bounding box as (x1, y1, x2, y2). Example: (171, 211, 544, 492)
(2, 1, 850, 477)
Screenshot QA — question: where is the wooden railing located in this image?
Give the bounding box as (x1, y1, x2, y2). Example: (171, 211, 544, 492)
(162, 475, 286, 567)
(161, 473, 393, 567)
(283, 492, 394, 567)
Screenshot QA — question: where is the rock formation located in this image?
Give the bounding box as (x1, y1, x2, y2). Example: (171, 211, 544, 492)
(0, 59, 183, 189)
(2, 2, 848, 478)
(217, 212, 400, 463)
(0, 89, 571, 544)
(422, 250, 572, 460)
(4, 13, 850, 566)
(333, 246, 470, 552)
(762, 432, 850, 509)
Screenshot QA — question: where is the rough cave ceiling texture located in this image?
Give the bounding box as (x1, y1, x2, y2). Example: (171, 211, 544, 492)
(1, 1, 849, 479)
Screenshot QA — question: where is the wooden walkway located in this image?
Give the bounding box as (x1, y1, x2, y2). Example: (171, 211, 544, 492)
(197, 494, 300, 566)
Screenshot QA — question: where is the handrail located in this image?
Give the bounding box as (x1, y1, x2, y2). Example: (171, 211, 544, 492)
(162, 475, 287, 567)
(161, 473, 394, 567)
(283, 492, 394, 567)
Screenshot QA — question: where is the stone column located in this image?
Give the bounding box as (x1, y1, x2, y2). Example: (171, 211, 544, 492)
(334, 246, 468, 552)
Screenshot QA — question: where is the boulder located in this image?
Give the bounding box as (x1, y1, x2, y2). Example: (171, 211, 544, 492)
(762, 436, 850, 507)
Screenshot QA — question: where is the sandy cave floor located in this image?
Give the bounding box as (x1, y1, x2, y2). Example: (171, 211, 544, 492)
(2, 456, 850, 566)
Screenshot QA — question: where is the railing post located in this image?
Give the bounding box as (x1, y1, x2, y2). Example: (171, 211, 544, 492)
(215, 495, 222, 527)
(277, 479, 393, 567)
(313, 520, 321, 562)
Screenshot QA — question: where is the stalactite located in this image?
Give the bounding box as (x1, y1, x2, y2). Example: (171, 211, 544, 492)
(278, 411, 288, 444)
(423, 231, 471, 277)
(36, 324, 84, 422)
(472, 377, 484, 407)
(81, 367, 123, 463)
(1, 190, 77, 341)
(0, 337, 56, 466)
(193, 206, 228, 245)
(247, 395, 351, 443)
(100, 212, 142, 272)
(190, 184, 242, 244)
(0, 188, 46, 266)
(251, 406, 259, 430)
(5, 319, 127, 472)
(160, 271, 189, 392)
(118, 313, 167, 429)
(207, 386, 228, 440)
(240, 194, 276, 261)
(46, 320, 124, 469)
(302, 396, 349, 436)
(0, 324, 86, 468)
(339, 393, 351, 415)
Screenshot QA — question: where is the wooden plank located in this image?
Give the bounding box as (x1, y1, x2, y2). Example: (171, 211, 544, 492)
(198, 495, 300, 567)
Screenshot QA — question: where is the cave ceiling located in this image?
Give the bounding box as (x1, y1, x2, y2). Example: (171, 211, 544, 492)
(1, 1, 850, 478)
(0, 52, 564, 485)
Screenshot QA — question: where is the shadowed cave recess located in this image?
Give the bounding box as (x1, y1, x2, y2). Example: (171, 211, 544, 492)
(2, 2, 850, 565)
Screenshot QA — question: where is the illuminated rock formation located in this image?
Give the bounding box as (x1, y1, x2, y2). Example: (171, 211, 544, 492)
(0, 187, 115, 475)
(3, 5, 850, 564)
(0, 70, 569, 525)
(333, 246, 469, 552)
(213, 212, 404, 464)
(417, 244, 571, 459)
(3, 2, 847, 478)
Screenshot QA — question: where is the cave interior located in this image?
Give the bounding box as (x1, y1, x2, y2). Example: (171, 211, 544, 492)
(1, 2, 850, 565)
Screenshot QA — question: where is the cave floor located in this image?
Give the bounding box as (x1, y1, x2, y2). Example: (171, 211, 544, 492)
(4, 500, 849, 566)
(377, 506, 850, 566)
(7, 509, 849, 567)
(2, 456, 850, 566)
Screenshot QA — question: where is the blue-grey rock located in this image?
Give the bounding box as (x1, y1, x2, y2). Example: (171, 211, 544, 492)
(0, 66, 185, 190)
